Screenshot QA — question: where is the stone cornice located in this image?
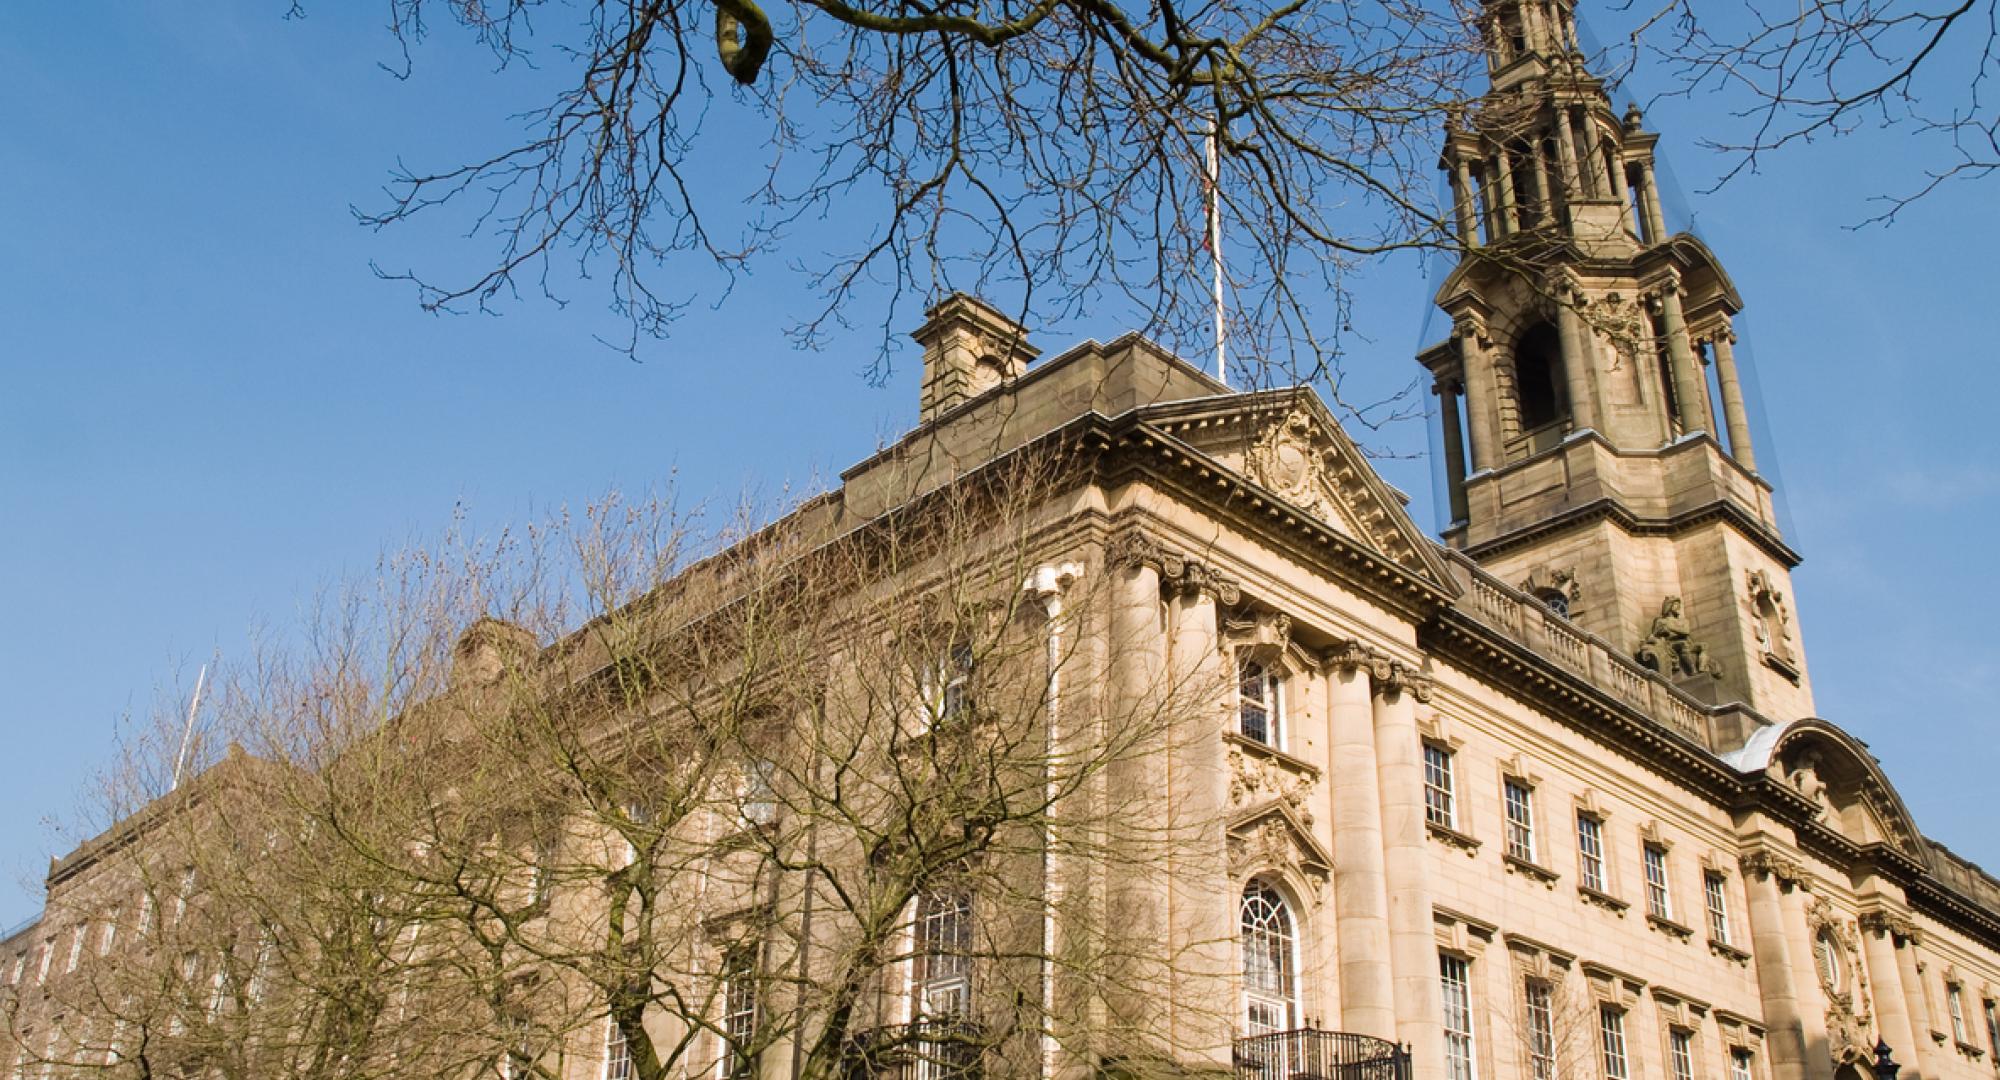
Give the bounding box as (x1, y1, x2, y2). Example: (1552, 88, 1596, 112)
(1460, 483, 1800, 570)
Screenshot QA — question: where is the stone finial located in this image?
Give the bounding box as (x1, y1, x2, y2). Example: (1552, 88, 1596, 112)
(912, 293, 1039, 422)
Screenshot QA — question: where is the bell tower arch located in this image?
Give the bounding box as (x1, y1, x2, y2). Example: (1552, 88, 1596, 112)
(1418, 1, 1813, 721)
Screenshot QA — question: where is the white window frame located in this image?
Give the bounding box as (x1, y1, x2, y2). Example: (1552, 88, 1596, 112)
(1669, 1029, 1695, 1080)
(717, 943, 759, 1080)
(1704, 873, 1731, 945)
(64, 926, 83, 974)
(1235, 655, 1285, 750)
(1524, 980, 1556, 1080)
(604, 1016, 634, 1080)
(1947, 982, 1969, 1044)
(1577, 813, 1607, 893)
(1643, 844, 1672, 920)
(1441, 954, 1478, 1080)
(98, 909, 119, 957)
(918, 643, 974, 731)
(1599, 1006, 1630, 1080)
(1729, 1048, 1755, 1080)
(1424, 744, 1458, 831)
(1503, 779, 1537, 863)
(1240, 880, 1300, 1037)
(1984, 998, 1999, 1056)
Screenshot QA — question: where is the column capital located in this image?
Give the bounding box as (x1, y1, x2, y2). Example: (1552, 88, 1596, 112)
(1324, 639, 1395, 681)
(1377, 662, 1435, 703)
(1858, 909, 1922, 945)
(1741, 849, 1809, 889)
(1451, 312, 1492, 349)
(1108, 528, 1240, 605)
(1641, 267, 1685, 304)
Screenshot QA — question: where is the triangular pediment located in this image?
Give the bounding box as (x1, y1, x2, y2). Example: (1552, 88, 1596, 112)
(1137, 391, 1457, 593)
(1226, 799, 1333, 886)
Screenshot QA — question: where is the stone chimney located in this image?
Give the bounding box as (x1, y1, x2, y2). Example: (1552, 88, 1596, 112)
(912, 294, 1039, 423)
(450, 616, 539, 690)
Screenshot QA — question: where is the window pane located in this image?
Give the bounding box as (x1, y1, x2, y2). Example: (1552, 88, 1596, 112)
(1425, 746, 1456, 829)
(1599, 1008, 1628, 1080)
(1504, 781, 1535, 862)
(1578, 815, 1605, 892)
(1644, 845, 1671, 919)
(1525, 982, 1555, 1080)
(1705, 874, 1730, 943)
(1441, 955, 1477, 1080)
(1238, 658, 1273, 746)
(1240, 881, 1296, 1035)
(1670, 1030, 1694, 1080)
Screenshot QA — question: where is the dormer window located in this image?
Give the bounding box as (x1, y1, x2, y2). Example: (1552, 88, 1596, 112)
(1237, 656, 1285, 749)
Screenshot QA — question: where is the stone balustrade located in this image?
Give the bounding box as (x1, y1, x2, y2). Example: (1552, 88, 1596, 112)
(1441, 552, 1725, 752)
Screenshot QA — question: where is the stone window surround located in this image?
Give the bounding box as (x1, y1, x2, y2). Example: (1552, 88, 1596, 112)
(1499, 756, 1559, 886)
(1641, 822, 1694, 939)
(1421, 718, 1479, 854)
(1575, 798, 1626, 913)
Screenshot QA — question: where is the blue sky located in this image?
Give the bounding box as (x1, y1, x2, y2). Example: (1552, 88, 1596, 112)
(2, 4, 1996, 927)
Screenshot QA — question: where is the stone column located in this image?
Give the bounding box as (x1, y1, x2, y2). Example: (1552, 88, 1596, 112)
(1860, 912, 1926, 1080)
(1455, 318, 1500, 473)
(1895, 931, 1943, 1080)
(1105, 539, 1168, 1054)
(1165, 569, 1233, 1068)
(1607, 150, 1633, 230)
(1494, 151, 1519, 237)
(1372, 665, 1445, 1080)
(1654, 279, 1714, 435)
(1637, 158, 1668, 244)
(1553, 288, 1600, 432)
(1742, 853, 1811, 1080)
(1436, 380, 1470, 523)
(1708, 328, 1758, 469)
(1452, 158, 1480, 247)
(1552, 108, 1582, 204)
(1528, 144, 1553, 226)
(1327, 646, 1397, 1041)
(1575, 111, 1604, 198)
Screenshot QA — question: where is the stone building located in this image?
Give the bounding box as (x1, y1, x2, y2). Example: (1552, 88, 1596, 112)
(5, 3, 2000, 1080)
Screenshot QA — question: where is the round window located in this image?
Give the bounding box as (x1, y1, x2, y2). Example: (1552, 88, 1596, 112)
(1813, 931, 1844, 993)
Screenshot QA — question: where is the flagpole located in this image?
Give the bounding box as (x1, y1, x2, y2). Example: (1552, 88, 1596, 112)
(1205, 116, 1226, 386)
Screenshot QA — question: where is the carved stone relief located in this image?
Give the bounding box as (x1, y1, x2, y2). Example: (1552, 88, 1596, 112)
(1747, 569, 1801, 681)
(1228, 744, 1318, 827)
(1225, 809, 1331, 901)
(1635, 596, 1723, 679)
(1110, 529, 1241, 605)
(1807, 898, 1873, 1065)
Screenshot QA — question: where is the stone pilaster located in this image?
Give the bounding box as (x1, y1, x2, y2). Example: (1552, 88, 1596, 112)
(1653, 274, 1714, 436)
(1708, 327, 1757, 469)
(1165, 560, 1234, 1068)
(1455, 316, 1500, 473)
(1550, 275, 1600, 431)
(1436, 380, 1469, 524)
(1893, 926, 1942, 1080)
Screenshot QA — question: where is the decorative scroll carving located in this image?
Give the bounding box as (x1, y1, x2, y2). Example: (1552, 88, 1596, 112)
(1225, 805, 1332, 902)
(1808, 899, 1873, 1064)
(1586, 291, 1649, 371)
(1227, 744, 1318, 827)
(1858, 910, 1921, 945)
(1740, 850, 1808, 888)
(1635, 596, 1723, 679)
(1452, 312, 1493, 349)
(1323, 638, 1394, 681)
(1378, 662, 1435, 703)
(1109, 529, 1241, 605)
(1246, 409, 1341, 521)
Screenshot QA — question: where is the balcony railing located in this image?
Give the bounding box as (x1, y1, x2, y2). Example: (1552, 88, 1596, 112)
(845, 1019, 988, 1080)
(1234, 1029, 1410, 1080)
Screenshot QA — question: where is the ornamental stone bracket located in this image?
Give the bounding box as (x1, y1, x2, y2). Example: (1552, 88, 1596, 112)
(1741, 849, 1811, 891)
(1109, 529, 1241, 605)
(1226, 737, 1321, 829)
(1858, 909, 1922, 947)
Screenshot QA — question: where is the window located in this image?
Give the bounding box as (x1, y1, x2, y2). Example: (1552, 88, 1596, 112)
(605, 1018, 633, 1080)
(1813, 932, 1843, 995)
(1704, 873, 1731, 944)
(1524, 981, 1556, 1080)
(1729, 1048, 1755, 1080)
(174, 867, 196, 923)
(1577, 814, 1606, 892)
(912, 887, 973, 1021)
(1512, 323, 1569, 432)
(1983, 999, 1998, 1056)
(1504, 780, 1537, 863)
(921, 644, 974, 729)
(64, 926, 83, 974)
(1948, 983, 1969, 1044)
(718, 944, 758, 1080)
(742, 760, 778, 827)
(1598, 1007, 1630, 1080)
(1237, 657, 1284, 749)
(98, 909, 119, 957)
(1441, 955, 1478, 1080)
(7, 953, 22, 985)
(1424, 745, 1458, 830)
(34, 943, 50, 984)
(1643, 844, 1672, 920)
(137, 894, 154, 935)
(1241, 881, 1298, 1036)
(1669, 1030, 1695, 1080)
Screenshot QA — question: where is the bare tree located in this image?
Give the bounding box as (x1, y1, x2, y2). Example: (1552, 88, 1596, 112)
(27, 446, 1230, 1080)
(1621, 0, 2000, 219)
(318, 0, 1486, 383)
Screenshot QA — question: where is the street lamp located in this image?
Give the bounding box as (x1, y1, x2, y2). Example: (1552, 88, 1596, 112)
(1872, 1040, 1901, 1080)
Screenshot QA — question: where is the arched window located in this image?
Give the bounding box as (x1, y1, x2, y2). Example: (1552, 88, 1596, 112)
(1512, 322, 1568, 432)
(1240, 881, 1298, 1035)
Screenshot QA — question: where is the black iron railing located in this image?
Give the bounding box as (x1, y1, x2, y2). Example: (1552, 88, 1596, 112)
(1234, 1029, 1410, 1080)
(845, 1018, 988, 1080)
